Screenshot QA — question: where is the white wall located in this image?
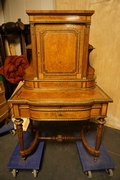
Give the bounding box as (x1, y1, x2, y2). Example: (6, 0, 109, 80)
(2, 0, 55, 24)
(56, 0, 120, 130)
(89, 0, 120, 130)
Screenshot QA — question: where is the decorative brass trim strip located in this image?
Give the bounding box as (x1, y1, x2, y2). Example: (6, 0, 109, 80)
(8, 98, 112, 105)
(29, 20, 91, 24)
(28, 117, 90, 121)
(24, 77, 96, 82)
(29, 107, 92, 111)
(23, 84, 96, 90)
(18, 105, 102, 110)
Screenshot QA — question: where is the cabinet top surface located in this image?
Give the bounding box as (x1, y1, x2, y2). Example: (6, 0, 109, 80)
(26, 10, 94, 16)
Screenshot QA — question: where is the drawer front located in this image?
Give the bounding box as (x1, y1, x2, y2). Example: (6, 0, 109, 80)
(13, 104, 105, 121)
(24, 80, 95, 89)
(18, 104, 103, 120)
(30, 110, 91, 120)
(19, 105, 91, 120)
(39, 82, 82, 89)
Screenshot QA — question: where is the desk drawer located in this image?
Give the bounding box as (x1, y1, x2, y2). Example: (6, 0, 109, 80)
(32, 111, 90, 120)
(19, 106, 91, 121)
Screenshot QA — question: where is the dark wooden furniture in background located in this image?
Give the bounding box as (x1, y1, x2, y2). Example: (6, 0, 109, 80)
(0, 19, 25, 99)
(0, 28, 13, 100)
(9, 10, 113, 161)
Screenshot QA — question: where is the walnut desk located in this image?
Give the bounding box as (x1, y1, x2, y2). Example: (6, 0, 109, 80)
(9, 10, 112, 161)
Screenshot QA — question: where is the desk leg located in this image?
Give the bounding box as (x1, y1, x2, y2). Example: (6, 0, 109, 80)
(94, 118, 106, 160)
(14, 118, 26, 160)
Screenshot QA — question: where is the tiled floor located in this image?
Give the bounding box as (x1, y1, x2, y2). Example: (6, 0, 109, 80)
(0, 121, 120, 180)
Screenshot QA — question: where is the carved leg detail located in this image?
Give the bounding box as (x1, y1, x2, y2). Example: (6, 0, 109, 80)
(94, 117, 106, 161)
(15, 118, 39, 160)
(14, 118, 26, 160)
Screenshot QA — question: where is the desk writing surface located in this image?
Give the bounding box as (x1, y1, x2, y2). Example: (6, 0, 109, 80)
(10, 85, 112, 105)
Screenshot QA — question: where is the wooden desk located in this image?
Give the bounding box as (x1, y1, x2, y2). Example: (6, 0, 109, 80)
(9, 10, 112, 160)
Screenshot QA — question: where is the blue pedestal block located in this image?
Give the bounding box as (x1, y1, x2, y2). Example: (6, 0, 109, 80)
(7, 131, 45, 177)
(0, 120, 14, 135)
(75, 131, 115, 178)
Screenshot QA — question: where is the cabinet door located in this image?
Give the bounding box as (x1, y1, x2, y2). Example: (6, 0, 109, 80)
(35, 24, 86, 80)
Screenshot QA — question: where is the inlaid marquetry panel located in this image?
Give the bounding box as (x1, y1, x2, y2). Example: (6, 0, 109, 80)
(41, 29, 78, 74)
(36, 24, 85, 80)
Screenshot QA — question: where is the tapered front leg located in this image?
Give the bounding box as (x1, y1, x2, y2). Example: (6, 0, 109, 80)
(14, 118, 26, 160)
(94, 117, 106, 161)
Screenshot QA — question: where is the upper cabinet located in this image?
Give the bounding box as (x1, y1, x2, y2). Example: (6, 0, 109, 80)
(25, 10, 95, 89)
